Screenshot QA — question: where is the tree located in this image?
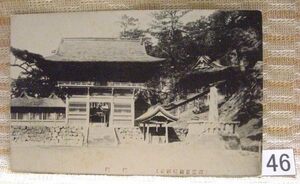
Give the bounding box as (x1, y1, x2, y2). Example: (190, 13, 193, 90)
(149, 10, 191, 71)
(145, 10, 192, 103)
(182, 11, 262, 67)
(148, 10, 262, 102)
(119, 14, 145, 39)
(12, 68, 56, 98)
(10, 48, 57, 98)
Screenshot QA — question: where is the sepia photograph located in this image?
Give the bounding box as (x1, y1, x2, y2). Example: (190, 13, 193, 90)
(10, 10, 262, 176)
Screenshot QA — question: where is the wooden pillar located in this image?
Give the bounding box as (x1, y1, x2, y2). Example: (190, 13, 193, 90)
(110, 95, 114, 127)
(165, 123, 169, 144)
(131, 96, 135, 127)
(65, 95, 69, 123)
(143, 122, 146, 141)
(111, 88, 114, 96)
(84, 96, 90, 145)
(146, 124, 150, 144)
(232, 123, 236, 134)
(55, 113, 58, 120)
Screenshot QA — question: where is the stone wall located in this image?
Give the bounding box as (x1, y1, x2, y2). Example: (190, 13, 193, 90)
(11, 122, 85, 146)
(11, 124, 189, 146)
(115, 127, 188, 144)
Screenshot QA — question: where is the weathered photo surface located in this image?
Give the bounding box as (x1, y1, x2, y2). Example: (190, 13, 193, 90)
(10, 10, 262, 176)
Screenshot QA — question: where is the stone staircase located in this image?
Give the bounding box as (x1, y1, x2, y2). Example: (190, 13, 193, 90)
(87, 126, 117, 146)
(114, 127, 144, 144)
(186, 121, 221, 144)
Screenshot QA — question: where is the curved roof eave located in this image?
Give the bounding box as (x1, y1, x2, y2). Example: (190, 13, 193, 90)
(136, 106, 178, 123)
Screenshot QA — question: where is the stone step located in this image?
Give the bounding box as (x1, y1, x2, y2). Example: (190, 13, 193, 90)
(87, 126, 117, 145)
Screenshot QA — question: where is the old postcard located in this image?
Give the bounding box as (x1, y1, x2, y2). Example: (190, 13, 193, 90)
(10, 10, 262, 176)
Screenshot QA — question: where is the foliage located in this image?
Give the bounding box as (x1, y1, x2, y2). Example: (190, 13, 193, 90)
(145, 10, 262, 104)
(11, 67, 56, 98)
(119, 14, 145, 39)
(11, 10, 262, 104)
(149, 10, 192, 75)
(184, 11, 262, 67)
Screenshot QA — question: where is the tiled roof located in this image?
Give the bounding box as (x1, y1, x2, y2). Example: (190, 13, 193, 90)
(136, 106, 178, 123)
(45, 38, 165, 63)
(164, 90, 209, 110)
(11, 93, 65, 108)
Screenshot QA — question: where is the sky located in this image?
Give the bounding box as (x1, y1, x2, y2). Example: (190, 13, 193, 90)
(11, 10, 215, 78)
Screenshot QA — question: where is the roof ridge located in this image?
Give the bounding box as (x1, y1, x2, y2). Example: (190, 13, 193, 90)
(61, 37, 141, 42)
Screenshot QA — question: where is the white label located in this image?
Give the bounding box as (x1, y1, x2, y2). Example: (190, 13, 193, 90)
(262, 149, 296, 176)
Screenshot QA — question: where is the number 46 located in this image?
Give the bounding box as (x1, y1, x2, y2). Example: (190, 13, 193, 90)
(267, 154, 291, 172)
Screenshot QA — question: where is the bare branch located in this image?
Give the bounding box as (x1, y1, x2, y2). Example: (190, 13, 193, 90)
(11, 64, 31, 73)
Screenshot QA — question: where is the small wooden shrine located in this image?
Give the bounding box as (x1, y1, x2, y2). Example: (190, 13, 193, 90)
(136, 106, 178, 143)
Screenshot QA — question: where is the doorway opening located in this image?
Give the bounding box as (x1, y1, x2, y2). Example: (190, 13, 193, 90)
(89, 102, 111, 127)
